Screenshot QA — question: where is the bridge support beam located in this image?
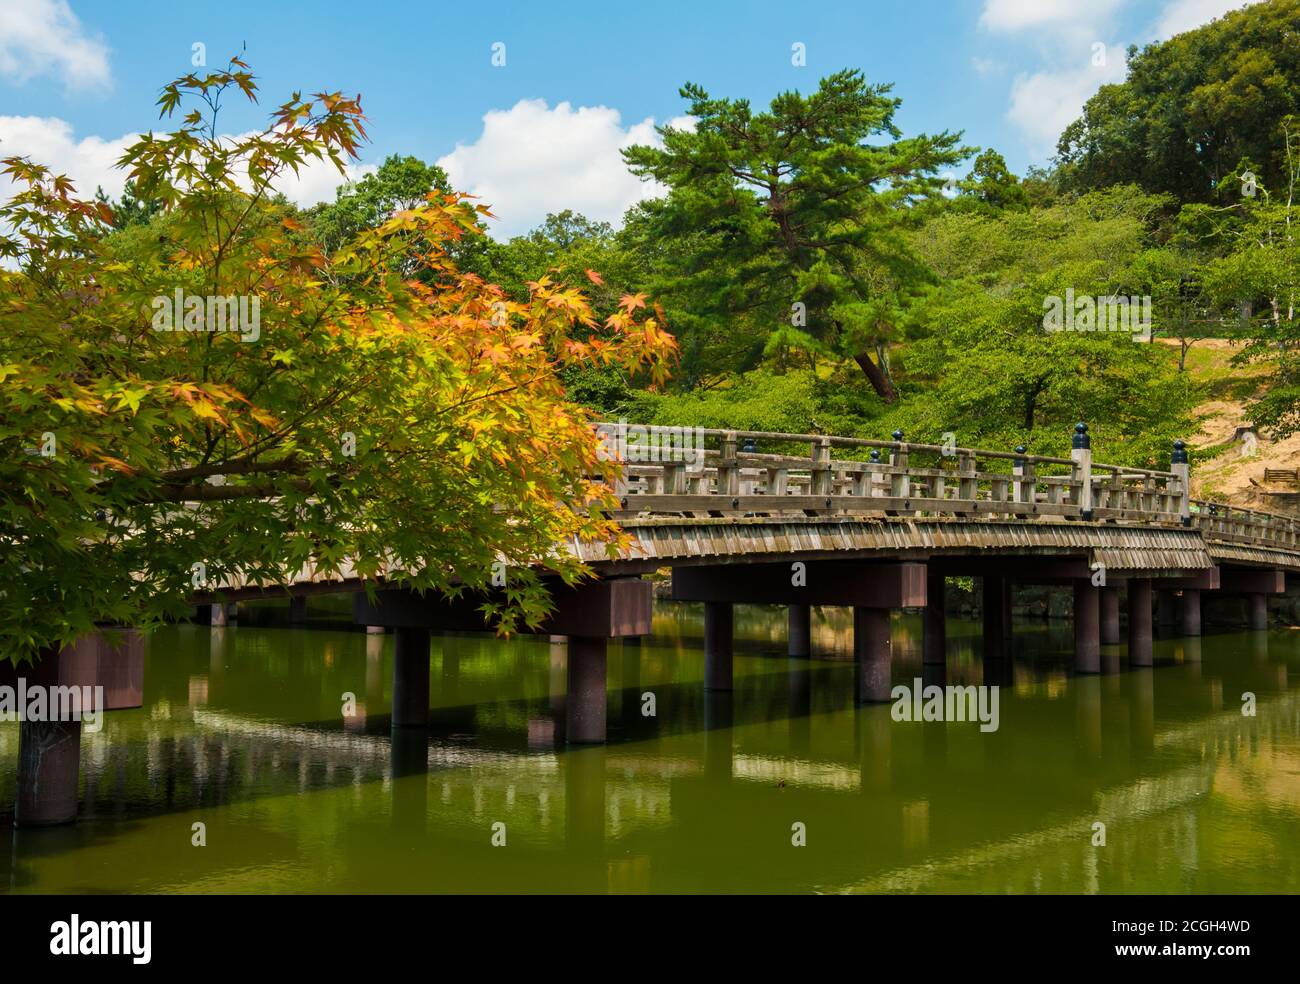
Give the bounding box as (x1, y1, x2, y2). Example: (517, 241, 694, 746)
(1248, 593, 1269, 630)
(1100, 587, 1120, 646)
(788, 604, 811, 658)
(982, 576, 1011, 660)
(289, 595, 307, 625)
(1128, 579, 1153, 667)
(391, 627, 431, 728)
(854, 607, 892, 703)
(210, 602, 228, 627)
(704, 602, 734, 691)
(566, 637, 608, 744)
(1074, 582, 1100, 674)
(4, 628, 144, 826)
(1179, 590, 1202, 637)
(924, 572, 946, 665)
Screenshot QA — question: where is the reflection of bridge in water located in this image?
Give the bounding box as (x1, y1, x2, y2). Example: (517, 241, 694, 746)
(10, 422, 1300, 827)
(5, 617, 1292, 892)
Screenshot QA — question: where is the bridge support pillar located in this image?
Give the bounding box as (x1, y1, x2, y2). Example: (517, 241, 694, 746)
(704, 602, 734, 691)
(924, 572, 946, 665)
(1128, 579, 1153, 667)
(1074, 582, 1100, 674)
(1248, 593, 1269, 630)
(788, 604, 811, 658)
(566, 636, 608, 744)
(391, 627, 431, 728)
(289, 595, 307, 625)
(1156, 590, 1177, 630)
(1100, 587, 1120, 645)
(982, 576, 1011, 659)
(209, 602, 228, 627)
(853, 607, 892, 703)
(1179, 590, 1202, 637)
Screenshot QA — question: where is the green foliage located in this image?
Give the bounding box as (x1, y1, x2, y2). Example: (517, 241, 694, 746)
(1057, 0, 1300, 202)
(621, 69, 970, 398)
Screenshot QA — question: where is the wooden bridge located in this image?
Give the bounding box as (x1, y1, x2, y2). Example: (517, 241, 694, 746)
(10, 421, 1300, 824)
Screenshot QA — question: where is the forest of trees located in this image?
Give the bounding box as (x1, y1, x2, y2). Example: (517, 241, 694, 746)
(5, 1, 1300, 660)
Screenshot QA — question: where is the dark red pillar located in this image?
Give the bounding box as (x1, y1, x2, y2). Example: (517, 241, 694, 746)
(1128, 578, 1153, 667)
(1074, 581, 1100, 674)
(1100, 587, 1120, 645)
(982, 576, 1011, 659)
(1179, 590, 1202, 637)
(704, 602, 733, 691)
(391, 627, 430, 728)
(566, 636, 608, 744)
(854, 607, 892, 703)
(1248, 593, 1268, 631)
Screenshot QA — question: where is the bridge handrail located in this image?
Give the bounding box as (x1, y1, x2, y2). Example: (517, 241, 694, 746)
(593, 421, 1300, 552)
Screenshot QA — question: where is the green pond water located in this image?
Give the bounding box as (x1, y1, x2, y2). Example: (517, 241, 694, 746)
(2, 601, 1298, 894)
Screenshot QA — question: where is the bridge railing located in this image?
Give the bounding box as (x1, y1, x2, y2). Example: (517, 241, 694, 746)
(593, 421, 1299, 552)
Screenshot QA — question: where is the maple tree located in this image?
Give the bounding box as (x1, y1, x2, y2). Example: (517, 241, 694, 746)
(0, 59, 675, 664)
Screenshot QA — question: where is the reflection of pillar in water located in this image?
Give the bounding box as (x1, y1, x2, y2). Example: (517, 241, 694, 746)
(1101, 645, 1121, 676)
(787, 657, 812, 753)
(620, 640, 642, 726)
(857, 706, 892, 794)
(389, 727, 428, 833)
(924, 571, 946, 666)
(788, 604, 811, 658)
(365, 631, 384, 705)
(922, 661, 947, 690)
(564, 745, 607, 862)
(16, 720, 82, 826)
(1129, 667, 1154, 758)
(704, 602, 734, 691)
(982, 576, 1011, 660)
(1075, 675, 1102, 763)
(922, 705, 948, 769)
(703, 691, 734, 780)
(440, 638, 459, 705)
(1251, 631, 1269, 663)
(549, 636, 567, 717)
(209, 623, 229, 683)
(983, 649, 1014, 688)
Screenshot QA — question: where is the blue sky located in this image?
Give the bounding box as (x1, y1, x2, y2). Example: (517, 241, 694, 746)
(0, 0, 1260, 235)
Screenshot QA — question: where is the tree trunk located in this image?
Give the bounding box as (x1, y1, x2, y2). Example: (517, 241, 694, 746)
(854, 351, 897, 403)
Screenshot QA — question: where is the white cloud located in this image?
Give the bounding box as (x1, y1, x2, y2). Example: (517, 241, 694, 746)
(438, 99, 692, 238)
(0, 0, 110, 91)
(980, 0, 1123, 32)
(1154, 0, 1259, 39)
(1007, 56, 1128, 157)
(0, 116, 372, 208)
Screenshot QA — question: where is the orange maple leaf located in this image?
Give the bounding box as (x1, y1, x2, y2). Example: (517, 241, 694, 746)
(585, 269, 604, 286)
